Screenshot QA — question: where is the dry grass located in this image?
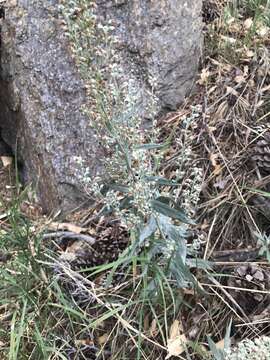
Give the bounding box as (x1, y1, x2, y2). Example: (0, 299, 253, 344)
(158, 0, 270, 352)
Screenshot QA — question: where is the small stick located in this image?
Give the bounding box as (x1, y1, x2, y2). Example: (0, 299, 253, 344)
(42, 231, 96, 245)
(212, 248, 259, 262)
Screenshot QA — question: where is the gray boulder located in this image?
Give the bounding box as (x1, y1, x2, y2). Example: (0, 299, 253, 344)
(98, 0, 202, 110)
(0, 0, 202, 213)
(0, 1, 103, 213)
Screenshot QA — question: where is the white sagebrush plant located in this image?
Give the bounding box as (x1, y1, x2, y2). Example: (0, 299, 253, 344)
(208, 320, 270, 360)
(256, 231, 270, 262)
(224, 336, 270, 360)
(60, 0, 208, 291)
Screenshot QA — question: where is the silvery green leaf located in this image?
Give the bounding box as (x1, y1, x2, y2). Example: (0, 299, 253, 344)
(145, 176, 180, 186)
(186, 258, 213, 270)
(169, 256, 194, 288)
(135, 141, 170, 150)
(139, 215, 157, 245)
(157, 215, 187, 263)
(108, 183, 130, 193)
(119, 196, 133, 209)
(207, 336, 225, 360)
(151, 199, 195, 224)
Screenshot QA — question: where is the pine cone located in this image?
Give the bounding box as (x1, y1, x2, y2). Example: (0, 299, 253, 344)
(55, 224, 129, 305)
(252, 133, 270, 171)
(227, 264, 270, 315)
(58, 223, 129, 269)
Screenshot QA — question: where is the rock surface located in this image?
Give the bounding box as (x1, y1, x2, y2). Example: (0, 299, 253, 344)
(0, 0, 202, 213)
(0, 1, 103, 212)
(98, 0, 202, 110)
